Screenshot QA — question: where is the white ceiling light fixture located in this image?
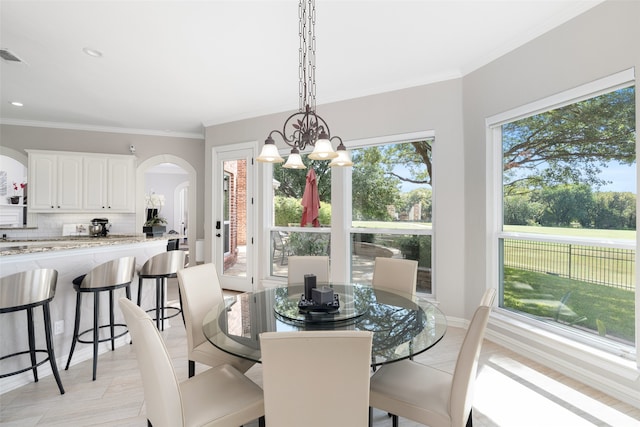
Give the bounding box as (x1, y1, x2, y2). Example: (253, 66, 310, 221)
(256, 0, 352, 169)
(9, 101, 24, 107)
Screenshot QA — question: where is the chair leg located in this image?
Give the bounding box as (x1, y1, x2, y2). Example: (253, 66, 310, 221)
(258, 416, 265, 427)
(137, 276, 143, 306)
(368, 407, 372, 427)
(155, 278, 162, 331)
(92, 292, 100, 381)
(178, 285, 185, 327)
(392, 414, 398, 427)
(43, 303, 65, 394)
(188, 360, 195, 378)
(65, 292, 82, 370)
(466, 408, 473, 427)
(26, 307, 38, 382)
(109, 289, 115, 351)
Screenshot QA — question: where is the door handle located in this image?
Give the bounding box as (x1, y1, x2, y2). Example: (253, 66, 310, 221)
(216, 233, 221, 237)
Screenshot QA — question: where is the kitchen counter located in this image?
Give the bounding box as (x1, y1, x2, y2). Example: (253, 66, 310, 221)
(0, 234, 183, 256)
(0, 236, 175, 394)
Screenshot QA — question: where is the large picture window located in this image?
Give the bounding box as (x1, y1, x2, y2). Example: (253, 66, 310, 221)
(266, 135, 434, 295)
(492, 73, 636, 355)
(350, 139, 433, 293)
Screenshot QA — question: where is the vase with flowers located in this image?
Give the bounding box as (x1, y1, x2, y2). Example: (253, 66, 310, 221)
(143, 193, 168, 236)
(9, 181, 26, 204)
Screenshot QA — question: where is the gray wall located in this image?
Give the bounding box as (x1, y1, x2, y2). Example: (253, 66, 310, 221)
(205, 78, 466, 316)
(462, 0, 640, 315)
(0, 125, 205, 238)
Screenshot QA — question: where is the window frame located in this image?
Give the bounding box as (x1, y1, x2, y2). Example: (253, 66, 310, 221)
(262, 130, 435, 288)
(486, 68, 638, 362)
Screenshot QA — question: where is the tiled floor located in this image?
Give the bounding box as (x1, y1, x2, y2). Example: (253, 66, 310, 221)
(1, 282, 639, 426)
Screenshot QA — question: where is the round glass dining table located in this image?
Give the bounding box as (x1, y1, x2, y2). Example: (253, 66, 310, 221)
(203, 283, 447, 367)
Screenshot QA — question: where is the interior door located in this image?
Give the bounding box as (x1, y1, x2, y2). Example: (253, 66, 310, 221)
(214, 146, 254, 292)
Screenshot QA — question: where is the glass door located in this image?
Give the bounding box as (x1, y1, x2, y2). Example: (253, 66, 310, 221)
(214, 145, 254, 292)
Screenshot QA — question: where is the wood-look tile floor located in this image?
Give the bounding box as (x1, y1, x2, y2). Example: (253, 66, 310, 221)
(2, 284, 640, 426)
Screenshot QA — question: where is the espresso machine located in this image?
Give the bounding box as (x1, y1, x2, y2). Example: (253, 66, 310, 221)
(90, 218, 111, 237)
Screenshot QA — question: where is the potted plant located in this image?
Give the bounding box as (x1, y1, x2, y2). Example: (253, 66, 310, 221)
(143, 193, 167, 236)
(9, 181, 25, 204)
(143, 215, 168, 237)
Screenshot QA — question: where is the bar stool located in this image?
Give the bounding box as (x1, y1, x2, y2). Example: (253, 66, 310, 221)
(137, 250, 186, 331)
(65, 256, 136, 381)
(0, 269, 65, 394)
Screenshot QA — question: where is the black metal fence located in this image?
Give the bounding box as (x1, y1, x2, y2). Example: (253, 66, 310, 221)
(502, 239, 635, 291)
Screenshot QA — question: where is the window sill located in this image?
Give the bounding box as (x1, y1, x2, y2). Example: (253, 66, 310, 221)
(486, 309, 639, 408)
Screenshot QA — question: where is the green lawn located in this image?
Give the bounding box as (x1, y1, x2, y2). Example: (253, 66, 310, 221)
(503, 267, 635, 344)
(504, 224, 636, 240)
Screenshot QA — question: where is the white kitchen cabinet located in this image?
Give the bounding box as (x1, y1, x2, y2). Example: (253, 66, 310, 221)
(83, 155, 135, 212)
(27, 150, 135, 213)
(28, 151, 83, 211)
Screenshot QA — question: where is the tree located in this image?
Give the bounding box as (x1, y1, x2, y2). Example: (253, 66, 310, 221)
(273, 160, 332, 201)
(502, 87, 635, 195)
(535, 184, 594, 227)
(351, 147, 401, 220)
(380, 140, 432, 186)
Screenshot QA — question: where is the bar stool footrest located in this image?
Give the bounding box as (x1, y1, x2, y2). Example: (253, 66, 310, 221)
(76, 324, 129, 344)
(0, 350, 51, 378)
(145, 306, 182, 321)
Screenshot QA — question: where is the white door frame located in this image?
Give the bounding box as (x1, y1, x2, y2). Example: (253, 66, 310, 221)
(212, 142, 256, 292)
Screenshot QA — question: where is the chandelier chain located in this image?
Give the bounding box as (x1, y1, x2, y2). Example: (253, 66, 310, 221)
(298, 0, 305, 112)
(258, 0, 351, 168)
(309, 0, 316, 112)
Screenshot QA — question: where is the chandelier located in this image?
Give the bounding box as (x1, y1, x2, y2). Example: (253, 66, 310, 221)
(256, 0, 352, 169)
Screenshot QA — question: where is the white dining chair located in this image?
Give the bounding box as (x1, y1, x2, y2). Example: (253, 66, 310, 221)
(260, 330, 373, 427)
(177, 263, 254, 377)
(372, 257, 418, 296)
(118, 297, 264, 427)
(287, 255, 330, 286)
(369, 288, 496, 427)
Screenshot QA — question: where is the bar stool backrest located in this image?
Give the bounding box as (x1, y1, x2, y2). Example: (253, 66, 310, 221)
(139, 251, 186, 277)
(79, 256, 136, 290)
(0, 269, 58, 312)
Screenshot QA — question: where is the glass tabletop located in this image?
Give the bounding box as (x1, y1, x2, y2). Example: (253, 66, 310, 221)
(203, 283, 447, 366)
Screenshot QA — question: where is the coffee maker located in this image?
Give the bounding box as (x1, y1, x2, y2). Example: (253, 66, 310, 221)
(90, 218, 111, 237)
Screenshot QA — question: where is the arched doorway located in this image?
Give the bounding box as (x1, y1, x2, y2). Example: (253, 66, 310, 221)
(136, 155, 197, 260)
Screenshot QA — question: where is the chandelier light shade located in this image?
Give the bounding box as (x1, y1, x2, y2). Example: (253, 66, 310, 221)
(257, 0, 350, 169)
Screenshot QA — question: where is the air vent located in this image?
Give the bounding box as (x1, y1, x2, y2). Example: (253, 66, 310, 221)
(0, 48, 24, 62)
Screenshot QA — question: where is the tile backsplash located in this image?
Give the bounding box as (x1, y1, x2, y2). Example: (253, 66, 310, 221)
(1, 213, 137, 239)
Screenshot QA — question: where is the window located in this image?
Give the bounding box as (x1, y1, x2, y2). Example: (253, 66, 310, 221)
(269, 161, 331, 278)
(266, 133, 434, 294)
(350, 139, 433, 293)
(490, 71, 636, 356)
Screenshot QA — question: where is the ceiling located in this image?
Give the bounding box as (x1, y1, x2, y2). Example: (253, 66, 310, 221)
(0, 0, 603, 139)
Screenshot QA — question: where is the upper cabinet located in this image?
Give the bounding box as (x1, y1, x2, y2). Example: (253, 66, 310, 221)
(83, 155, 135, 211)
(27, 150, 136, 213)
(28, 152, 83, 211)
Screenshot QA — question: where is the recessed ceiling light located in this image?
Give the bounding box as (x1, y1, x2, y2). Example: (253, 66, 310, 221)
(82, 47, 103, 58)
(10, 101, 24, 107)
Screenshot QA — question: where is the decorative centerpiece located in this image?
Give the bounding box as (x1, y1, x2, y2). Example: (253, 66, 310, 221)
(9, 181, 26, 204)
(298, 274, 340, 314)
(143, 193, 167, 237)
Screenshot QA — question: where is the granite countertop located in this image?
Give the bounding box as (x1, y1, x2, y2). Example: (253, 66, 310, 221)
(0, 234, 183, 257)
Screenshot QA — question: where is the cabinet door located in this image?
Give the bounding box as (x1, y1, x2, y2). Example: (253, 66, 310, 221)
(28, 154, 57, 210)
(107, 157, 135, 211)
(57, 155, 83, 210)
(84, 157, 108, 210)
